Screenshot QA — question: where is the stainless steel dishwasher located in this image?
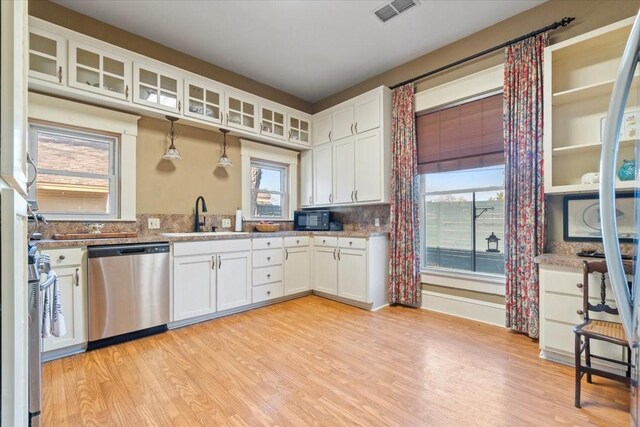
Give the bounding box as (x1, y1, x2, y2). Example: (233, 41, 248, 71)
(88, 242, 170, 348)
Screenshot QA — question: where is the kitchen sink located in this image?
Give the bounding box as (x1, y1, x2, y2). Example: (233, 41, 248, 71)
(160, 231, 250, 237)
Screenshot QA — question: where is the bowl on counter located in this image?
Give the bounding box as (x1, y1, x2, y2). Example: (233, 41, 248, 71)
(254, 222, 280, 232)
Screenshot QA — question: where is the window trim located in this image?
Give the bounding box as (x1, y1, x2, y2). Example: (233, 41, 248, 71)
(240, 139, 298, 221)
(28, 123, 120, 220)
(28, 92, 140, 221)
(250, 159, 288, 220)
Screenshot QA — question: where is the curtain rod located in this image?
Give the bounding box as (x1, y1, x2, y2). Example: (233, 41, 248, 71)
(390, 16, 575, 90)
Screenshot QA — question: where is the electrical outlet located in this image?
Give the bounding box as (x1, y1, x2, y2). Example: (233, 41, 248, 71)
(222, 218, 231, 228)
(148, 218, 160, 229)
(374, 218, 380, 227)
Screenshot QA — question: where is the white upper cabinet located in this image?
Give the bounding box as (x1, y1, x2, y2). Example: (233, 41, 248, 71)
(313, 142, 333, 205)
(354, 92, 380, 134)
(307, 86, 391, 208)
(354, 129, 382, 202)
(314, 113, 332, 145)
(300, 150, 313, 207)
(133, 63, 183, 113)
(259, 104, 286, 139)
(289, 115, 311, 145)
(28, 27, 65, 85)
(333, 137, 355, 204)
(332, 104, 355, 141)
(184, 78, 224, 124)
(225, 92, 258, 133)
(68, 41, 131, 101)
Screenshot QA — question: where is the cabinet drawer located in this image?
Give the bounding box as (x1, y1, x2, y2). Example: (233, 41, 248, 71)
(252, 237, 283, 250)
(252, 282, 284, 303)
(253, 265, 283, 286)
(173, 239, 250, 257)
(338, 237, 366, 250)
(284, 236, 310, 247)
(253, 249, 283, 268)
(543, 292, 618, 324)
(314, 236, 337, 247)
(44, 247, 84, 267)
(543, 320, 625, 362)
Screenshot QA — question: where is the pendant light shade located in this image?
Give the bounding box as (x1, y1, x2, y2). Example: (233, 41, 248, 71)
(163, 116, 182, 160)
(217, 128, 232, 168)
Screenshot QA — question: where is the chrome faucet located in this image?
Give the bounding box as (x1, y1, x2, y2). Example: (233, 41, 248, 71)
(194, 196, 208, 232)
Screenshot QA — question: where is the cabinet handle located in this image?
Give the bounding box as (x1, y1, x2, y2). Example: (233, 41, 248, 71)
(178, 101, 182, 112)
(350, 123, 354, 135)
(337, 249, 341, 260)
(26, 153, 38, 194)
(296, 239, 299, 244)
(226, 113, 229, 124)
(577, 309, 584, 316)
(289, 130, 292, 140)
(125, 84, 129, 100)
(267, 256, 271, 261)
(333, 248, 336, 260)
(285, 249, 289, 260)
(323, 239, 326, 244)
(267, 241, 271, 246)
(355, 122, 358, 134)
(218, 256, 222, 268)
(58, 255, 66, 261)
(74, 268, 79, 287)
(329, 130, 332, 141)
(354, 190, 358, 201)
(349, 241, 353, 246)
(350, 190, 354, 202)
(212, 256, 216, 270)
(57, 66, 62, 83)
(329, 193, 333, 203)
(267, 290, 271, 296)
(576, 283, 583, 289)
(309, 196, 312, 205)
(267, 274, 271, 279)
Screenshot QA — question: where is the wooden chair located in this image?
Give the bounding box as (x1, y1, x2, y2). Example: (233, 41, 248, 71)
(574, 260, 633, 408)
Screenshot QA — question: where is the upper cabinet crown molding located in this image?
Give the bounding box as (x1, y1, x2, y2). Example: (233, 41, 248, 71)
(26, 16, 312, 152)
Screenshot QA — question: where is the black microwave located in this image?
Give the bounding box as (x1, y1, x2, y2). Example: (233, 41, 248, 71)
(294, 210, 330, 231)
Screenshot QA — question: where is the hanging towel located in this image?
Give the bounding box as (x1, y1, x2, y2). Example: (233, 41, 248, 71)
(41, 271, 66, 338)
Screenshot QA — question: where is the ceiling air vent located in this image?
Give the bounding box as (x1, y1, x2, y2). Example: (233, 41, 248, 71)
(374, 0, 417, 23)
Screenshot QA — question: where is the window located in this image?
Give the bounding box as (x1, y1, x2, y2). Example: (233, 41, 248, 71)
(240, 139, 298, 220)
(28, 123, 119, 219)
(422, 165, 505, 276)
(250, 160, 287, 219)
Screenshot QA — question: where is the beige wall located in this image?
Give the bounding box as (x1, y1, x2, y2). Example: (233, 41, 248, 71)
(136, 117, 241, 215)
(314, 0, 640, 112)
(28, 0, 313, 114)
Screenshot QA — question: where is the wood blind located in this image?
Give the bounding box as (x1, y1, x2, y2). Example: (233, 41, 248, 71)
(416, 94, 503, 174)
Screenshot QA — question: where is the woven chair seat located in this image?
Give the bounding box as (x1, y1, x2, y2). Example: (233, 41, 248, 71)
(578, 320, 627, 344)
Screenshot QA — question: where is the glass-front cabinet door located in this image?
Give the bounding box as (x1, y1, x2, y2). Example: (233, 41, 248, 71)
(184, 78, 224, 124)
(28, 28, 66, 84)
(260, 105, 286, 139)
(68, 41, 131, 101)
(225, 92, 257, 133)
(133, 63, 182, 113)
(289, 115, 311, 145)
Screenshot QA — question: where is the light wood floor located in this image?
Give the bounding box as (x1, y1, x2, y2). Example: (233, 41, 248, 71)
(43, 295, 630, 426)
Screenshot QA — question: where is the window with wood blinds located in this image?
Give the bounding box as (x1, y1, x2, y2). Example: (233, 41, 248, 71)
(416, 93, 503, 174)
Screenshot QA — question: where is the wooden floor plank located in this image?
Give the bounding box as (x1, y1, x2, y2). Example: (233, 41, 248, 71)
(43, 295, 630, 426)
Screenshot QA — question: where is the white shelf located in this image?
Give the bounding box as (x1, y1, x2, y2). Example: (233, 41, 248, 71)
(546, 180, 638, 195)
(552, 74, 639, 106)
(552, 139, 637, 156)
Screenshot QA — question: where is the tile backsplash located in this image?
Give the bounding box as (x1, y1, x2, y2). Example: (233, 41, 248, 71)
(35, 205, 391, 239)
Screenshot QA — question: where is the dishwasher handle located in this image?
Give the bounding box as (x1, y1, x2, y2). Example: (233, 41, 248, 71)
(118, 247, 146, 255)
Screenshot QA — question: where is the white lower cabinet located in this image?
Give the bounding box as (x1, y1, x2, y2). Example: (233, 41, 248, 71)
(313, 245, 338, 295)
(173, 254, 216, 321)
(337, 248, 367, 302)
(252, 238, 284, 303)
(172, 239, 251, 322)
(539, 264, 627, 371)
(41, 247, 87, 355)
(217, 251, 251, 311)
(284, 238, 311, 295)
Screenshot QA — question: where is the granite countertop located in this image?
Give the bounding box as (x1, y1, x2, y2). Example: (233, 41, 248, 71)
(535, 253, 634, 269)
(35, 230, 389, 249)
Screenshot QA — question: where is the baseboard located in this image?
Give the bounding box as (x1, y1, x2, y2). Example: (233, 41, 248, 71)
(421, 290, 506, 327)
(43, 344, 87, 362)
(540, 348, 629, 376)
(311, 290, 375, 310)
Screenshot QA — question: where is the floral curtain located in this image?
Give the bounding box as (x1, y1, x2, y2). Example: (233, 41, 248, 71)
(503, 33, 548, 338)
(388, 84, 421, 306)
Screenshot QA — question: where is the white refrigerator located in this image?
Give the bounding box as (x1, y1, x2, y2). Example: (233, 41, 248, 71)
(600, 9, 640, 425)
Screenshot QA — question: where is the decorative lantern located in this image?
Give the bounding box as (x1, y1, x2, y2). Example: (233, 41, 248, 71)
(486, 232, 500, 253)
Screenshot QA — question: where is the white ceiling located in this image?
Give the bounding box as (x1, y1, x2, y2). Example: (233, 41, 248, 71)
(53, 0, 545, 103)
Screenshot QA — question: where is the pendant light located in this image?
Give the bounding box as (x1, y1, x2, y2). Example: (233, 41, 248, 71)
(162, 116, 182, 160)
(217, 128, 232, 167)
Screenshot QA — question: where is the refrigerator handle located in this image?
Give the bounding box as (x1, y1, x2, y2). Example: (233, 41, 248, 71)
(600, 11, 640, 348)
